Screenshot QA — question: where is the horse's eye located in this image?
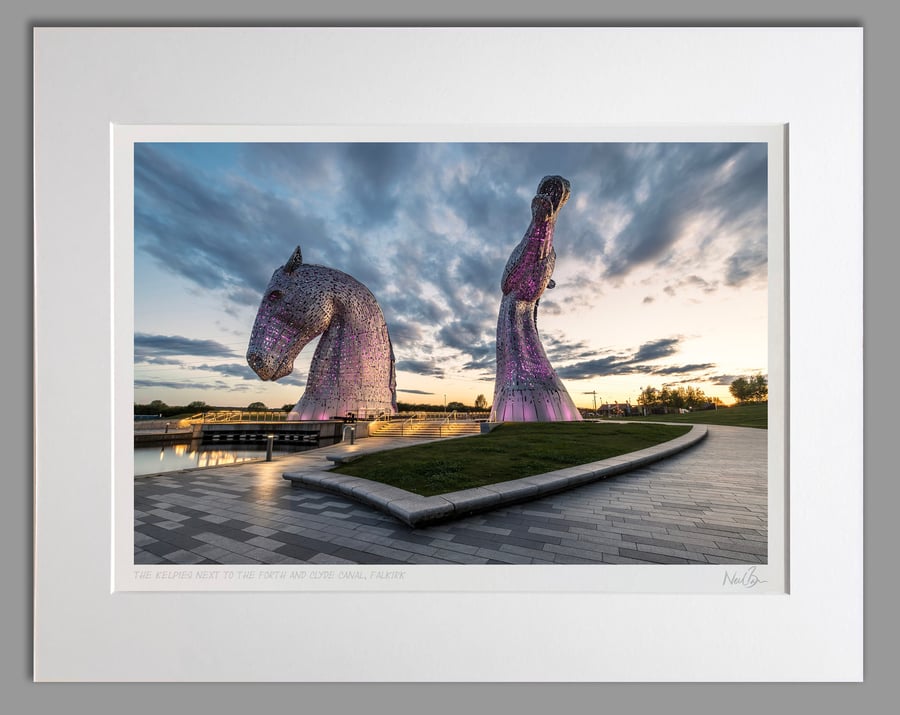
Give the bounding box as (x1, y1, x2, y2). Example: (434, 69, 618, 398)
(266, 290, 283, 303)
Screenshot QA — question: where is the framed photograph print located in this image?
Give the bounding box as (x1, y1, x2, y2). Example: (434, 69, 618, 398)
(116, 123, 784, 595)
(34, 27, 863, 681)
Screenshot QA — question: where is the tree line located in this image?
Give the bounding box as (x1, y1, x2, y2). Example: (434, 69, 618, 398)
(635, 375, 767, 413)
(134, 399, 279, 417)
(728, 374, 768, 403)
(136, 395, 494, 418)
(397, 394, 489, 413)
(636, 385, 721, 413)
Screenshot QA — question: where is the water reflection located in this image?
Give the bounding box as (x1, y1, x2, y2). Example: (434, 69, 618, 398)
(134, 441, 324, 476)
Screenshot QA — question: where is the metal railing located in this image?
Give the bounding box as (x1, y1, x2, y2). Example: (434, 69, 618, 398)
(440, 410, 458, 436)
(401, 412, 427, 435)
(368, 409, 392, 428)
(184, 410, 290, 424)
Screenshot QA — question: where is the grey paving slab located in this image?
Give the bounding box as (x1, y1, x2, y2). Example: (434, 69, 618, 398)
(163, 549, 205, 564)
(428, 540, 480, 556)
(135, 424, 767, 566)
(245, 535, 285, 551)
(307, 553, 355, 564)
(134, 550, 167, 564)
(431, 548, 491, 564)
(134, 531, 157, 547)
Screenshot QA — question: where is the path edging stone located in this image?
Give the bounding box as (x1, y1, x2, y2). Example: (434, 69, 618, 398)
(283, 424, 708, 527)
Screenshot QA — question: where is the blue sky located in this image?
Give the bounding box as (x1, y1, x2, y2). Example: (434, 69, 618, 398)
(134, 141, 768, 409)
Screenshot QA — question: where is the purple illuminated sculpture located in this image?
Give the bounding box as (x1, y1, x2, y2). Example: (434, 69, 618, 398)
(247, 246, 397, 421)
(491, 176, 583, 422)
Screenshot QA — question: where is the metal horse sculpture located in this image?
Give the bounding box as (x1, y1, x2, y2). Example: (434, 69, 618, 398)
(491, 175, 583, 422)
(247, 246, 397, 421)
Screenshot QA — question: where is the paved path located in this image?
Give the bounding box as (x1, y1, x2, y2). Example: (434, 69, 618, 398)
(134, 425, 767, 566)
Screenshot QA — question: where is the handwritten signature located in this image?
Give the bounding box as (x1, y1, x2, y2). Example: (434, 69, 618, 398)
(722, 566, 767, 589)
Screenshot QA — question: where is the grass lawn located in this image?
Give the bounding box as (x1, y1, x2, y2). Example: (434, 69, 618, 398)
(331, 422, 690, 497)
(624, 402, 768, 429)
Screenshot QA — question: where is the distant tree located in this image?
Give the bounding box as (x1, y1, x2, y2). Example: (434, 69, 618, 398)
(729, 377, 749, 403)
(682, 386, 708, 410)
(446, 401, 467, 412)
(730, 375, 767, 403)
(658, 386, 671, 413)
(134, 402, 161, 416)
(397, 402, 448, 413)
(636, 384, 713, 412)
(638, 386, 657, 407)
(282, 404, 294, 412)
(187, 401, 208, 410)
(751, 374, 768, 402)
(247, 401, 267, 410)
(135, 399, 188, 417)
(474, 394, 488, 410)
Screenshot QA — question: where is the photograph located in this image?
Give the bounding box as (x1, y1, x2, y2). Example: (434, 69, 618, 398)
(132, 139, 772, 570)
(33, 24, 862, 683)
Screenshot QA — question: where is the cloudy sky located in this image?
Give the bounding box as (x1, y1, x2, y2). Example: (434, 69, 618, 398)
(134, 141, 768, 410)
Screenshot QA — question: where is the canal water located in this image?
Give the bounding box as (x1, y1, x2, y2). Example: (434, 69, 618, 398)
(134, 440, 335, 477)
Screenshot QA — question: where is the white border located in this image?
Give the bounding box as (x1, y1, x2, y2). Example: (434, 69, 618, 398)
(113, 124, 786, 596)
(35, 28, 862, 681)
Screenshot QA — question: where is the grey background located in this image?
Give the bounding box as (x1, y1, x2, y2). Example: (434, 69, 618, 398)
(5, 0, 892, 711)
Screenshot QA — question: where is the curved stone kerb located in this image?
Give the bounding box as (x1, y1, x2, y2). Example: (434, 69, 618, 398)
(282, 424, 708, 527)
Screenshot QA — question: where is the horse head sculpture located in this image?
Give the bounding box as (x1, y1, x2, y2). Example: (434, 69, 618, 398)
(492, 175, 582, 422)
(247, 246, 397, 421)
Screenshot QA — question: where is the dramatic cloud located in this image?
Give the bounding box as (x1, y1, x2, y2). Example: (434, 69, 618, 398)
(135, 355, 183, 366)
(436, 319, 494, 357)
(651, 363, 717, 375)
(725, 239, 768, 286)
(633, 338, 681, 363)
(271, 375, 307, 388)
(395, 359, 446, 378)
(538, 299, 563, 315)
(709, 374, 741, 386)
(135, 144, 337, 301)
(190, 362, 306, 387)
(554, 336, 716, 381)
(386, 320, 424, 348)
(134, 333, 238, 358)
(136, 141, 767, 352)
(542, 335, 597, 363)
(194, 362, 256, 379)
(556, 356, 641, 380)
(595, 143, 767, 285)
(135, 379, 232, 391)
(135, 140, 768, 404)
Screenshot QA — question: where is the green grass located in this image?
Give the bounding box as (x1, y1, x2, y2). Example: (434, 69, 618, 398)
(623, 402, 768, 429)
(332, 422, 691, 497)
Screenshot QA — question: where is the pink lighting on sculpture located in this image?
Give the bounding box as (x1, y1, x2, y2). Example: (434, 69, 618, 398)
(247, 246, 397, 421)
(491, 176, 583, 422)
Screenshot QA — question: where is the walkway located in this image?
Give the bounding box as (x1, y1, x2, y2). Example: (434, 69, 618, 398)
(134, 425, 767, 566)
